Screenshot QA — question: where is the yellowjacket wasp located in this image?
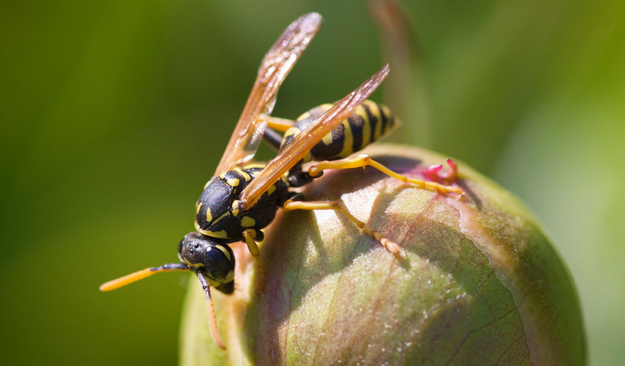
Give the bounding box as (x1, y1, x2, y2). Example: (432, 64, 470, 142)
(100, 12, 463, 350)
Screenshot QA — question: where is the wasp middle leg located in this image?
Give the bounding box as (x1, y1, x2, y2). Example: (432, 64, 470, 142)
(282, 199, 403, 256)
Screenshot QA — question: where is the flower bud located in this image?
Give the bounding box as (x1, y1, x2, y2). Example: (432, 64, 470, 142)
(181, 144, 585, 366)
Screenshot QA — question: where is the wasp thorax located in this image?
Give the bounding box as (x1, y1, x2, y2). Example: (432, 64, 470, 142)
(178, 232, 236, 294)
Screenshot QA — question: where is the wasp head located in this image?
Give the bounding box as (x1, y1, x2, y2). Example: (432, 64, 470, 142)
(178, 232, 235, 294)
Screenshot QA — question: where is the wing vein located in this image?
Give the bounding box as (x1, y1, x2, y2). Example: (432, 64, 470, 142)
(213, 13, 323, 176)
(239, 64, 390, 211)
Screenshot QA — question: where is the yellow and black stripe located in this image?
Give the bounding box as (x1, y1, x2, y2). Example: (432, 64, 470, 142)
(280, 100, 396, 164)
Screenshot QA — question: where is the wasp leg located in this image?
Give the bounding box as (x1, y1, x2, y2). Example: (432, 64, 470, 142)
(258, 113, 295, 132)
(242, 228, 266, 294)
(307, 154, 464, 198)
(283, 199, 403, 256)
(263, 127, 286, 152)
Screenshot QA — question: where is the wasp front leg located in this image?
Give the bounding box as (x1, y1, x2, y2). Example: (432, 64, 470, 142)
(242, 228, 266, 294)
(282, 199, 403, 256)
(307, 154, 464, 198)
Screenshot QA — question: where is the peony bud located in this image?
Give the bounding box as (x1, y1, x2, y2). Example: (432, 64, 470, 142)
(180, 143, 585, 366)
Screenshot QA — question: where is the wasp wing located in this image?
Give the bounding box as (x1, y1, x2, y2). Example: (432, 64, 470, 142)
(213, 13, 323, 177)
(238, 64, 390, 211)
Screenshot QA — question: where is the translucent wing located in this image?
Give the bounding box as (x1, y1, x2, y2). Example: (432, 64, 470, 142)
(213, 13, 323, 176)
(238, 64, 391, 211)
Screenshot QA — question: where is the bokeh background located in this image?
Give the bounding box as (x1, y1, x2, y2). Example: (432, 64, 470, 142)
(1, 0, 624, 365)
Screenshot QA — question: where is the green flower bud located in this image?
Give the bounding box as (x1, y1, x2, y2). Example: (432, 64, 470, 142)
(181, 144, 585, 366)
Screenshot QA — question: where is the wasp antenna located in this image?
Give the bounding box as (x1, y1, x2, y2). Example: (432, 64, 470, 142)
(197, 272, 226, 350)
(99, 263, 189, 292)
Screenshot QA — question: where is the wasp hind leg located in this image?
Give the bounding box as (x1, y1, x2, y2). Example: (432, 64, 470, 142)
(261, 116, 294, 152)
(307, 154, 464, 198)
(258, 114, 295, 132)
(242, 228, 266, 294)
(282, 199, 403, 256)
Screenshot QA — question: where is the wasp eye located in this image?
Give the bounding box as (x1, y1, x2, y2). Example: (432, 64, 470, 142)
(177, 233, 235, 285)
(178, 239, 184, 255)
(202, 245, 234, 282)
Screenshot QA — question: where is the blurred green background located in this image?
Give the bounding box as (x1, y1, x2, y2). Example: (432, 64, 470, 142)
(1, 0, 624, 365)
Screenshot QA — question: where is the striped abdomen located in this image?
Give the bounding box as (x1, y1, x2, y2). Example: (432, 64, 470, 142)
(280, 100, 396, 164)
